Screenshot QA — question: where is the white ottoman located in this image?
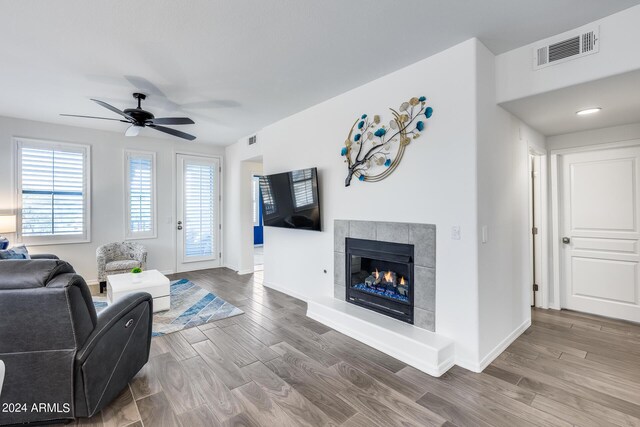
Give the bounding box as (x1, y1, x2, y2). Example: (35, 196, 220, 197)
(107, 269, 170, 313)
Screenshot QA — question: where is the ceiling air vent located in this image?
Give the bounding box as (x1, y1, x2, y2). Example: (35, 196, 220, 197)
(248, 135, 257, 145)
(533, 27, 599, 70)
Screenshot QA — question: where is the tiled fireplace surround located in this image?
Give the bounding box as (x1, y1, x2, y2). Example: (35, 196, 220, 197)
(334, 220, 436, 331)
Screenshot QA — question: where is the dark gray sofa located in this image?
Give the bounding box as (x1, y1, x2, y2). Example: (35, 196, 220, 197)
(0, 259, 153, 425)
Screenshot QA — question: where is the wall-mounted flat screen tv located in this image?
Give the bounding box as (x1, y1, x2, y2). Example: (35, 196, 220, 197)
(259, 167, 321, 231)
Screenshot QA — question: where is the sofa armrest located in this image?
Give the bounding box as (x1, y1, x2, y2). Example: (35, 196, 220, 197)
(31, 253, 59, 260)
(76, 292, 153, 364)
(96, 253, 107, 282)
(74, 292, 153, 417)
(132, 246, 147, 269)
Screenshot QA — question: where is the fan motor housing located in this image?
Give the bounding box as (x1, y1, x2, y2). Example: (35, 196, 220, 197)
(124, 108, 154, 124)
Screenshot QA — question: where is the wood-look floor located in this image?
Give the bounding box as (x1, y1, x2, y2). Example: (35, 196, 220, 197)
(75, 268, 640, 427)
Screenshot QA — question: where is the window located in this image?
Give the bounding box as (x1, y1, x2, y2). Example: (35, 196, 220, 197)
(16, 138, 90, 245)
(184, 160, 215, 258)
(125, 151, 156, 239)
(290, 169, 317, 210)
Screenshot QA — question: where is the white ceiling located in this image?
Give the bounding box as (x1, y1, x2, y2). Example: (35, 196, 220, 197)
(1, 0, 639, 145)
(501, 70, 640, 136)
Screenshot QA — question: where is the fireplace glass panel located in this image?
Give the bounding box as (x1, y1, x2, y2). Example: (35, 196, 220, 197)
(350, 255, 411, 304)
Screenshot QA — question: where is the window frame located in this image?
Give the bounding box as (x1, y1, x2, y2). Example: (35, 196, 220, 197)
(14, 137, 91, 246)
(124, 150, 157, 240)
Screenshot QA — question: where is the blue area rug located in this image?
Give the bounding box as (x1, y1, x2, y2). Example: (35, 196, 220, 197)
(94, 279, 243, 336)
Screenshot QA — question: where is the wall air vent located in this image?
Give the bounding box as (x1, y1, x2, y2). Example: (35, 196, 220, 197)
(533, 27, 599, 70)
(248, 135, 257, 145)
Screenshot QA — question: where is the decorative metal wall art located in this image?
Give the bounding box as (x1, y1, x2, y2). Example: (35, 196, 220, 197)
(341, 96, 433, 186)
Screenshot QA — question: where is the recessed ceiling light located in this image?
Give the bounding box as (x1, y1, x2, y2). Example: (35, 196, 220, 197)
(576, 107, 602, 116)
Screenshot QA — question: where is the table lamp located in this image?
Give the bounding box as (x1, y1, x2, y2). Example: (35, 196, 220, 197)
(0, 215, 17, 250)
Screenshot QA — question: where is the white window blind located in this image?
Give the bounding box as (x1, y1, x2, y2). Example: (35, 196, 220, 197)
(16, 139, 90, 244)
(184, 161, 215, 258)
(290, 169, 316, 209)
(126, 151, 156, 239)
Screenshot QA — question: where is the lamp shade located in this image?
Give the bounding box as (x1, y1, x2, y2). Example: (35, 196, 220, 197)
(0, 215, 17, 233)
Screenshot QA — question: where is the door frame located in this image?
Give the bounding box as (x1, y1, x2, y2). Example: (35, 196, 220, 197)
(173, 151, 224, 273)
(550, 139, 640, 310)
(528, 147, 549, 309)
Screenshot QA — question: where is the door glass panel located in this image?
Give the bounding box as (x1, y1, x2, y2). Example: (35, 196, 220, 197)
(184, 161, 215, 258)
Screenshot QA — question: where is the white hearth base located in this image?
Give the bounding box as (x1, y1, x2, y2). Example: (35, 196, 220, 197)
(307, 297, 455, 377)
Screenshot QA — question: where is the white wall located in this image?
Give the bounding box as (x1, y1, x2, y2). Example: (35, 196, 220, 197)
(223, 136, 263, 272)
(223, 37, 551, 370)
(496, 5, 640, 103)
(475, 41, 546, 368)
(0, 116, 224, 282)
(226, 39, 483, 365)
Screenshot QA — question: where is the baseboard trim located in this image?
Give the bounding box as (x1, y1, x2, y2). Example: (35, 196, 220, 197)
(458, 318, 531, 372)
(262, 281, 309, 303)
(237, 269, 255, 275)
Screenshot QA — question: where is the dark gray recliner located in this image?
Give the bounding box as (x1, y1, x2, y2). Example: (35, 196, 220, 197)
(0, 260, 153, 426)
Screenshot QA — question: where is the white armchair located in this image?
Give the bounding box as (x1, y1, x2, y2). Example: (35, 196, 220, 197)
(96, 242, 147, 293)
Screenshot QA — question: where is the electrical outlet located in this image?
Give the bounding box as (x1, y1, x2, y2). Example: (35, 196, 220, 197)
(451, 226, 461, 240)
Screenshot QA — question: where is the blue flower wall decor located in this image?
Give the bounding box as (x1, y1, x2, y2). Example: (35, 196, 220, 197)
(342, 96, 434, 186)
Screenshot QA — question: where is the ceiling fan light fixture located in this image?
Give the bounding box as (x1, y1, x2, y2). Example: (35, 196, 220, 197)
(576, 107, 602, 116)
(64, 93, 197, 141)
(125, 124, 142, 137)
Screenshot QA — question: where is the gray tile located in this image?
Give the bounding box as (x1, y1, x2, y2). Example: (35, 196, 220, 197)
(376, 222, 409, 244)
(334, 284, 346, 301)
(414, 266, 436, 312)
(414, 307, 435, 332)
(334, 251, 345, 287)
(334, 220, 349, 253)
(349, 220, 376, 240)
(409, 223, 436, 268)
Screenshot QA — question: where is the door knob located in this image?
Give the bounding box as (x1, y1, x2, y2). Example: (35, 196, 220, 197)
(562, 237, 570, 244)
(177, 220, 183, 231)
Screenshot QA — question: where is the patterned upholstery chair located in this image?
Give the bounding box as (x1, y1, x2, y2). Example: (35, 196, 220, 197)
(96, 242, 147, 293)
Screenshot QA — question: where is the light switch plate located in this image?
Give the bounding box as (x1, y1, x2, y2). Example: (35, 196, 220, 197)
(451, 226, 461, 240)
(481, 226, 488, 243)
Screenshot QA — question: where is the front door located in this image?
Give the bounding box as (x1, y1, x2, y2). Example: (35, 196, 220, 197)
(560, 144, 640, 322)
(176, 154, 220, 273)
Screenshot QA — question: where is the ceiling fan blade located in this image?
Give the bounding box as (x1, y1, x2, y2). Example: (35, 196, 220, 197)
(90, 99, 134, 122)
(125, 125, 142, 137)
(147, 117, 195, 125)
(61, 114, 129, 122)
(148, 124, 196, 141)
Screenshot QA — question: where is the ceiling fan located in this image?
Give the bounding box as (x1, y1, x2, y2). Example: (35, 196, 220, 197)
(61, 93, 196, 141)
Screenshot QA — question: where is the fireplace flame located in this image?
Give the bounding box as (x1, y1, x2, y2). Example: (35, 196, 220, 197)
(384, 270, 393, 283)
(400, 276, 405, 285)
(374, 268, 379, 279)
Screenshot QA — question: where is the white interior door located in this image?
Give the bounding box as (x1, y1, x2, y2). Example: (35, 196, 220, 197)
(176, 154, 220, 273)
(560, 145, 640, 322)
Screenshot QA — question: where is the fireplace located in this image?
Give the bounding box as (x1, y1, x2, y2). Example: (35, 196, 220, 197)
(345, 237, 414, 324)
